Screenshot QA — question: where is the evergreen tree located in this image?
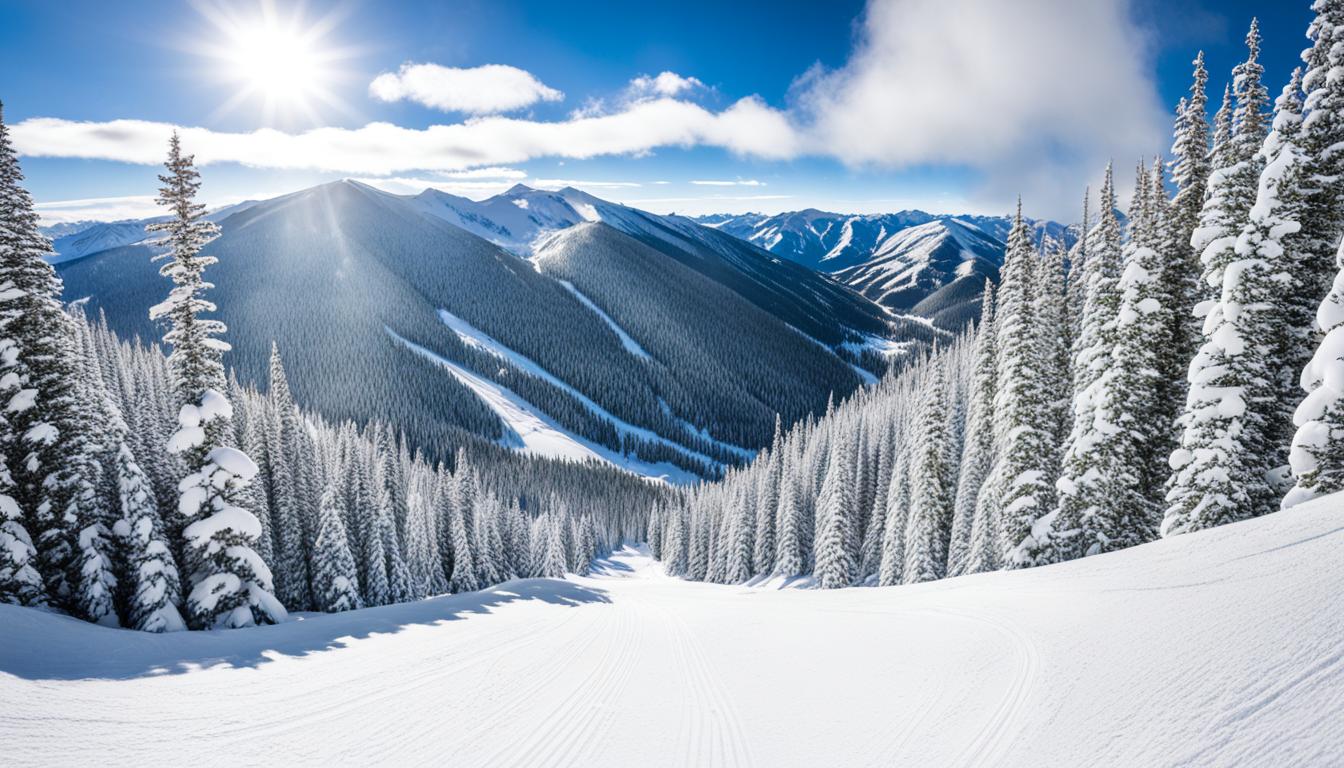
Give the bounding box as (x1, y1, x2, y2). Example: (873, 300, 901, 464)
(0, 100, 101, 614)
(877, 441, 911, 586)
(153, 136, 283, 628)
(1166, 52, 1212, 389)
(988, 202, 1056, 567)
(948, 288, 996, 577)
(1165, 35, 1295, 535)
(113, 442, 185, 632)
(812, 431, 856, 588)
(1285, 236, 1344, 507)
(773, 466, 805, 577)
(266, 346, 310, 610)
(312, 482, 362, 613)
(902, 363, 952, 583)
(1053, 166, 1128, 560)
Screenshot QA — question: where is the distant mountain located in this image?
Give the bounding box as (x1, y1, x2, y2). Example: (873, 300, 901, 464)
(697, 208, 1075, 327)
(54, 182, 914, 481)
(40, 200, 260, 264)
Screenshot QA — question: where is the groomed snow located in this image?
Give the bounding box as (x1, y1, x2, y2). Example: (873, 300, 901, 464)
(387, 328, 699, 484)
(5, 492, 1342, 766)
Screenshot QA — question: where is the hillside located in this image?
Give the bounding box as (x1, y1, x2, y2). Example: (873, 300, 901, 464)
(3, 491, 1340, 766)
(53, 181, 891, 477)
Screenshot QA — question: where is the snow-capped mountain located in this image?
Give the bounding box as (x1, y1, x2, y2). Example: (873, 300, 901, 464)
(698, 209, 1075, 327)
(701, 209, 939, 271)
(40, 200, 260, 264)
(53, 181, 918, 480)
(836, 218, 1005, 327)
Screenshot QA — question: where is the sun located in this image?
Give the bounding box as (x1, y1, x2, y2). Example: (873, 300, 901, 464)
(192, 0, 355, 125)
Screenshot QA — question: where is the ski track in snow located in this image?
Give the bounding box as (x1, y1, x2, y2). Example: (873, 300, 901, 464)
(387, 328, 699, 484)
(5, 499, 1344, 767)
(433, 309, 727, 470)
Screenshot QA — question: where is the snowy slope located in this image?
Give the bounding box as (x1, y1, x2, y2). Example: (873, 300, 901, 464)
(5, 492, 1342, 766)
(389, 329, 698, 483)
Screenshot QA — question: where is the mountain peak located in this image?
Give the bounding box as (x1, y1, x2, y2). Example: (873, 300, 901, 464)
(503, 183, 535, 196)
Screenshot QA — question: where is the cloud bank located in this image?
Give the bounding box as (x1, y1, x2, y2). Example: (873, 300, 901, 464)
(369, 63, 564, 114)
(17, 0, 1168, 216)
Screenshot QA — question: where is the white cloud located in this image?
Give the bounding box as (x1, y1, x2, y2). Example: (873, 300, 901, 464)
(792, 0, 1167, 214)
(629, 72, 705, 99)
(369, 63, 564, 114)
(11, 97, 798, 175)
(690, 179, 765, 187)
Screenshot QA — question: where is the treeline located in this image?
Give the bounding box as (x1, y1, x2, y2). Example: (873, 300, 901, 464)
(654, 8, 1344, 585)
(0, 117, 660, 630)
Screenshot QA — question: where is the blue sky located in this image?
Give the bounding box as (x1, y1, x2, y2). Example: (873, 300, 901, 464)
(0, 0, 1313, 223)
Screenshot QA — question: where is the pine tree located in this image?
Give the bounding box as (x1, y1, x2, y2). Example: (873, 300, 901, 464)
(1166, 53, 1212, 391)
(877, 442, 910, 586)
(812, 431, 856, 588)
(266, 345, 310, 610)
(988, 202, 1056, 567)
(0, 100, 101, 614)
(751, 417, 782, 575)
(540, 507, 568, 578)
(1285, 232, 1344, 506)
(902, 363, 952, 583)
(153, 136, 283, 628)
(1053, 166, 1128, 560)
(447, 475, 478, 592)
(113, 442, 185, 632)
(312, 482, 362, 613)
(773, 466, 805, 577)
(948, 288, 996, 577)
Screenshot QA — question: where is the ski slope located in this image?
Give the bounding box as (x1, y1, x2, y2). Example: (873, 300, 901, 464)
(387, 328, 700, 484)
(4, 495, 1343, 767)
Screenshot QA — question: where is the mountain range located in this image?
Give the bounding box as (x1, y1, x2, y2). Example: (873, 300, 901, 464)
(698, 209, 1075, 327)
(49, 182, 932, 483)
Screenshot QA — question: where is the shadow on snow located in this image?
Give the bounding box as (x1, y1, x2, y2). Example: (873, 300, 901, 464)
(0, 577, 609, 681)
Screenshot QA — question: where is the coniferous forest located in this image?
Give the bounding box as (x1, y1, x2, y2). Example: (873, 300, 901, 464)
(653, 9, 1344, 588)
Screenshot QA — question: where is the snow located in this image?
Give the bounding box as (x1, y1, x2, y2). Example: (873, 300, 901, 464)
(206, 446, 258, 481)
(555, 280, 653, 361)
(432, 311, 722, 475)
(3, 500, 1343, 764)
(387, 329, 700, 484)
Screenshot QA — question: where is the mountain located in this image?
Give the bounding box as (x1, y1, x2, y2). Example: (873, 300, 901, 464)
(698, 209, 1075, 327)
(54, 181, 904, 481)
(41, 200, 260, 264)
(701, 209, 939, 271)
(834, 218, 1004, 328)
(405, 184, 925, 353)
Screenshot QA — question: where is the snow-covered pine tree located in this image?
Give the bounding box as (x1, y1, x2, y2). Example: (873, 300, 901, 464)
(773, 462, 804, 577)
(540, 507, 568, 579)
(948, 287, 996, 577)
(152, 135, 283, 628)
(312, 481, 362, 613)
(1052, 166, 1127, 561)
(1285, 233, 1344, 506)
(1035, 237, 1072, 457)
(902, 361, 952, 583)
(812, 429, 856, 588)
(0, 100, 102, 614)
(877, 437, 911, 586)
(751, 416, 782, 575)
(988, 202, 1056, 567)
(1165, 52, 1212, 390)
(1163, 46, 1284, 535)
(446, 472, 479, 593)
(1287, 1, 1344, 463)
(113, 442, 185, 632)
(0, 352, 42, 605)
